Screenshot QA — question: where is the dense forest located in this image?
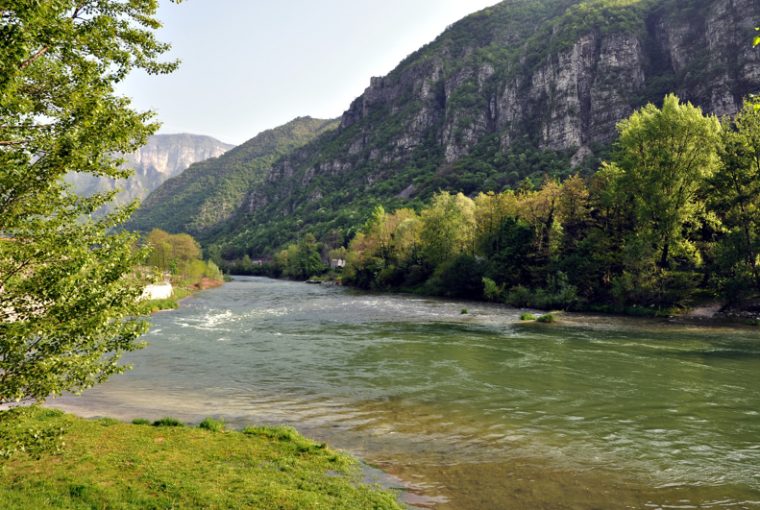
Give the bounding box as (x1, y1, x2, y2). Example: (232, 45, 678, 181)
(240, 96, 760, 314)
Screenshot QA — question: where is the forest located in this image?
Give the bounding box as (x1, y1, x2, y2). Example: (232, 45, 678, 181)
(245, 95, 760, 315)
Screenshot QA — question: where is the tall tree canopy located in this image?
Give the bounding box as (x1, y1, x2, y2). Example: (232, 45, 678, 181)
(0, 1, 177, 405)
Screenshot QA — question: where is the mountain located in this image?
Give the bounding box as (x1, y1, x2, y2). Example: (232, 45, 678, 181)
(66, 134, 234, 212)
(127, 117, 338, 239)
(141, 0, 760, 259)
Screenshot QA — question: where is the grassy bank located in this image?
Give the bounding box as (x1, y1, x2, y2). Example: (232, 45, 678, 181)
(0, 408, 402, 510)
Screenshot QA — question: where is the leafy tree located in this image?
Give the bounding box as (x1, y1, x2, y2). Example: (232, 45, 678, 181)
(610, 95, 722, 271)
(420, 192, 476, 266)
(275, 234, 326, 280)
(0, 1, 177, 405)
(710, 102, 760, 299)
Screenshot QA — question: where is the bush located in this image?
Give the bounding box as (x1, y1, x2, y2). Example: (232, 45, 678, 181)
(431, 255, 486, 299)
(152, 417, 183, 427)
(482, 277, 505, 302)
(131, 418, 151, 426)
(507, 285, 533, 307)
(199, 418, 225, 433)
(537, 313, 556, 323)
(520, 312, 537, 321)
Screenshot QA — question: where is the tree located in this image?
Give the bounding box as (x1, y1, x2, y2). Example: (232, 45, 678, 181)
(420, 192, 476, 267)
(0, 1, 178, 405)
(611, 95, 722, 270)
(710, 102, 760, 299)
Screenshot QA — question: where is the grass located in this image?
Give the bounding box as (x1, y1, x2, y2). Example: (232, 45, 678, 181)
(0, 407, 402, 510)
(520, 312, 537, 321)
(198, 417, 225, 432)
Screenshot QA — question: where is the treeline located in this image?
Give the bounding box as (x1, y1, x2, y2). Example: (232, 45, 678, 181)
(144, 229, 223, 287)
(231, 96, 760, 314)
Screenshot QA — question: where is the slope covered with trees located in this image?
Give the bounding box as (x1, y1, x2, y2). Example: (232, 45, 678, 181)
(200, 0, 760, 259)
(269, 97, 760, 313)
(128, 117, 337, 242)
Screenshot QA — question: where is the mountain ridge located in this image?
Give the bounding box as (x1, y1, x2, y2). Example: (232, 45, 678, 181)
(133, 0, 760, 259)
(127, 117, 339, 240)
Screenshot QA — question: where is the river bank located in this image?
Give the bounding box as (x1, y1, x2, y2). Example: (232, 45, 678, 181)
(0, 407, 402, 509)
(47, 277, 760, 509)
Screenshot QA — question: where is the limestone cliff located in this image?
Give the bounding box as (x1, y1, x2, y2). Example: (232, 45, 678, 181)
(66, 134, 234, 212)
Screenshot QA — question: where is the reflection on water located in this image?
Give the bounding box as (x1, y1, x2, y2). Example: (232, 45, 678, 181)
(52, 277, 760, 509)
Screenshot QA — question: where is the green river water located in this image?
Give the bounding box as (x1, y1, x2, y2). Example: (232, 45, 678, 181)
(53, 277, 760, 509)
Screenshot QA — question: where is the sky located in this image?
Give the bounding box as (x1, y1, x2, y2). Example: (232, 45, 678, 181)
(120, 0, 501, 145)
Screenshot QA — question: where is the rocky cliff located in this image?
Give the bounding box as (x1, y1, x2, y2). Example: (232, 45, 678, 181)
(66, 134, 234, 212)
(151, 0, 760, 257)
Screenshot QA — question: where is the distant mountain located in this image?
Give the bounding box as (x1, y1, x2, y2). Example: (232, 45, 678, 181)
(66, 134, 234, 212)
(127, 117, 338, 239)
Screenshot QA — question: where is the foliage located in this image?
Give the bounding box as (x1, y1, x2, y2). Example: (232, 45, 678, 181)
(0, 407, 67, 460)
(129, 117, 338, 240)
(519, 312, 537, 321)
(708, 101, 760, 302)
(0, 407, 402, 509)
(536, 313, 556, 323)
(0, 0, 178, 405)
(274, 234, 327, 280)
(143, 228, 223, 289)
(323, 95, 755, 312)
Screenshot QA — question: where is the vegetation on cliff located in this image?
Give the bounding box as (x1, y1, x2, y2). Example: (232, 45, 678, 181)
(128, 117, 338, 242)
(178, 0, 759, 259)
(258, 96, 760, 314)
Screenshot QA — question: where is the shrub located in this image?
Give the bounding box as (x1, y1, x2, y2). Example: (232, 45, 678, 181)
(199, 418, 225, 433)
(152, 417, 183, 427)
(482, 277, 505, 302)
(537, 313, 556, 323)
(131, 418, 151, 426)
(520, 312, 537, 321)
(507, 286, 533, 307)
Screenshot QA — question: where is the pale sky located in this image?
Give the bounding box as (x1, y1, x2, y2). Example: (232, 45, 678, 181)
(120, 1, 501, 145)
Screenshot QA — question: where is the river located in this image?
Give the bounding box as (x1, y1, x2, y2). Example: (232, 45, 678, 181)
(52, 277, 760, 509)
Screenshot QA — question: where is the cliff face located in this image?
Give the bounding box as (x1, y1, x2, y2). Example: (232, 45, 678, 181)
(195, 0, 760, 256)
(66, 134, 234, 211)
(334, 0, 759, 167)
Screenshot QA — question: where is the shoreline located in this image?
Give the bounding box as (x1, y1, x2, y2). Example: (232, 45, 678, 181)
(233, 273, 760, 329)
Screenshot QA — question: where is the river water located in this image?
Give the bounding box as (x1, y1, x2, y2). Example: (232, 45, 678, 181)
(53, 277, 760, 509)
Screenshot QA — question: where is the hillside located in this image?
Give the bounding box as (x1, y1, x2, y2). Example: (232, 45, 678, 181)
(127, 117, 338, 240)
(66, 134, 234, 212)
(139, 0, 760, 259)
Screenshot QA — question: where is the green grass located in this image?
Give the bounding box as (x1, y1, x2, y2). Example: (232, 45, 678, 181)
(520, 312, 537, 321)
(0, 407, 402, 510)
(198, 417, 225, 432)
